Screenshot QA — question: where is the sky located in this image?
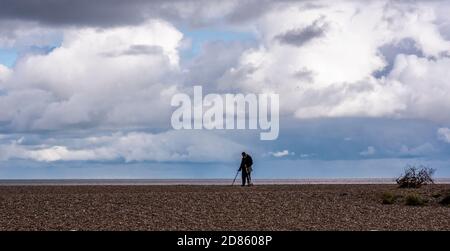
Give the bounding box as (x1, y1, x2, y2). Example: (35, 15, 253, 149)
(1, 0, 450, 179)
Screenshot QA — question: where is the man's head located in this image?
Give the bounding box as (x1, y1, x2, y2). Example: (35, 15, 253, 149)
(242, 152, 246, 157)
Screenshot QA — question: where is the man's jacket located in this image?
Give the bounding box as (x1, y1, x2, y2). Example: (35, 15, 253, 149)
(239, 155, 253, 172)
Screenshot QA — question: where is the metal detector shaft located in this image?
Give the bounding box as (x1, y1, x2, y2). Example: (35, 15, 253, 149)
(231, 170, 240, 186)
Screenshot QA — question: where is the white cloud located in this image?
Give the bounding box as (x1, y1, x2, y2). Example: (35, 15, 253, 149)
(387, 55, 450, 122)
(27, 146, 108, 162)
(1, 2, 450, 133)
(0, 130, 244, 162)
(0, 20, 183, 131)
(360, 146, 376, 156)
(268, 150, 293, 158)
(218, 1, 450, 122)
(437, 127, 450, 143)
(1, 1, 450, 167)
(0, 64, 11, 83)
(400, 143, 436, 156)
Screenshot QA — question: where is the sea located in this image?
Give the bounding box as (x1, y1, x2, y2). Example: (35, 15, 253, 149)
(1, 178, 450, 185)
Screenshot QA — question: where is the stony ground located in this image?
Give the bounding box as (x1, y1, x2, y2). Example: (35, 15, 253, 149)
(0, 184, 449, 230)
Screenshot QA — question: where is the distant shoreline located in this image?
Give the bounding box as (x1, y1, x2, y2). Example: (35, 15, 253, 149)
(1, 178, 450, 185)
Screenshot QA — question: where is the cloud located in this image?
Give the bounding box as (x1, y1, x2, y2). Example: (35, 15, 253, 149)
(218, 1, 450, 123)
(0, 0, 270, 29)
(437, 127, 450, 143)
(101, 45, 164, 57)
(2, 0, 450, 169)
(0, 64, 11, 82)
(183, 40, 252, 90)
(0, 20, 183, 131)
(0, 20, 62, 49)
(399, 143, 436, 156)
(0, 0, 176, 27)
(268, 150, 294, 158)
(3, 1, 450, 134)
(275, 18, 328, 47)
(224, 0, 274, 24)
(374, 37, 423, 78)
(360, 146, 376, 156)
(0, 131, 245, 162)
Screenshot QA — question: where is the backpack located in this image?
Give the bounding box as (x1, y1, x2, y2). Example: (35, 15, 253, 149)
(246, 155, 253, 167)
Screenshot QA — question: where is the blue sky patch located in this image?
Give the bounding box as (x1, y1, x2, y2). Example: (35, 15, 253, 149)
(0, 48, 18, 67)
(180, 28, 256, 59)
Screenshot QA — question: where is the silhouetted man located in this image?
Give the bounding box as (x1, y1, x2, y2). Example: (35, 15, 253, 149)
(238, 152, 253, 186)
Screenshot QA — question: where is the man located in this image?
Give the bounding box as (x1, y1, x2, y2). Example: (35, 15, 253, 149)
(238, 152, 253, 186)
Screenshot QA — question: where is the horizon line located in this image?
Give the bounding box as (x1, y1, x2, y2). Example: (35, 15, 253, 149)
(1, 178, 450, 185)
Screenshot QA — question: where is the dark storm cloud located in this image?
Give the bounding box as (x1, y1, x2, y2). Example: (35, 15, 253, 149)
(276, 18, 328, 47)
(0, 0, 274, 27)
(0, 0, 157, 27)
(225, 0, 274, 24)
(0, 0, 318, 28)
